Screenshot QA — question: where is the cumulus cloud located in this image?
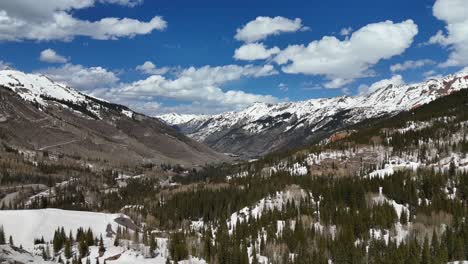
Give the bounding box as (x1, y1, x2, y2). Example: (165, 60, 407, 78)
(429, 0, 468, 67)
(99, 64, 279, 114)
(0, 60, 11, 70)
(423, 70, 443, 80)
(274, 20, 418, 88)
(235, 16, 307, 42)
(390, 59, 435, 72)
(233, 43, 280, 61)
(358, 75, 405, 95)
(39, 49, 68, 63)
(37, 63, 119, 90)
(37, 61, 279, 114)
(0, 0, 166, 41)
(135, 61, 169, 75)
(340, 27, 352, 36)
(99, 0, 143, 7)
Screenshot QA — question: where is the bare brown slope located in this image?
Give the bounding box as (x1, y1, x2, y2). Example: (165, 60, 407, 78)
(0, 87, 228, 166)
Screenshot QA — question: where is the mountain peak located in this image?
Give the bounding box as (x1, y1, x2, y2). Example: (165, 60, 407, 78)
(159, 72, 468, 157)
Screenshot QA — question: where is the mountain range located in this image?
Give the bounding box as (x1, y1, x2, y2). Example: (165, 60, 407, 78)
(158, 72, 468, 158)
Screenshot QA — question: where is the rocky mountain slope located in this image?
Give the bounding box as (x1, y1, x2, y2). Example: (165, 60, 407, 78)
(0, 70, 227, 166)
(159, 72, 468, 158)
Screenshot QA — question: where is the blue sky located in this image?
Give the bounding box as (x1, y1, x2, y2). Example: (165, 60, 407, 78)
(0, 0, 467, 114)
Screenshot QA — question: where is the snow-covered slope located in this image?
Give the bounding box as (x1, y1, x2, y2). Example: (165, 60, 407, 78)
(0, 209, 208, 264)
(158, 113, 209, 126)
(0, 70, 87, 105)
(0, 244, 53, 264)
(0, 209, 125, 251)
(0, 70, 127, 119)
(158, 72, 468, 157)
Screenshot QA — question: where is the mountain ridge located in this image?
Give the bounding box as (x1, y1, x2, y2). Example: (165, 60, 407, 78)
(0, 69, 228, 166)
(158, 72, 468, 158)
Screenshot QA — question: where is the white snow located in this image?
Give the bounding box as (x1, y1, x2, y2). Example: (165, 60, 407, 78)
(158, 72, 468, 142)
(228, 187, 310, 233)
(0, 70, 87, 106)
(367, 160, 421, 179)
(122, 110, 133, 118)
(0, 244, 53, 263)
(0, 209, 127, 251)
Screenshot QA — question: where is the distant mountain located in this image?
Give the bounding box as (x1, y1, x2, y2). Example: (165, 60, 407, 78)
(0, 70, 228, 166)
(158, 72, 468, 158)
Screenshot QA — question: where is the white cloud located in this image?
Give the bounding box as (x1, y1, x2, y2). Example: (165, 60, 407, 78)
(274, 20, 418, 88)
(358, 75, 405, 95)
(135, 61, 169, 75)
(341, 87, 351, 95)
(235, 16, 306, 42)
(423, 70, 443, 80)
(37, 63, 119, 90)
(233, 43, 280, 61)
(430, 0, 468, 67)
(0, 0, 166, 41)
(390, 59, 435, 72)
(99, 64, 279, 114)
(0, 60, 11, 70)
(99, 0, 143, 7)
(458, 66, 468, 74)
(324, 78, 354, 89)
(340, 27, 352, 36)
(39, 49, 68, 63)
(37, 62, 279, 114)
(278, 82, 288, 92)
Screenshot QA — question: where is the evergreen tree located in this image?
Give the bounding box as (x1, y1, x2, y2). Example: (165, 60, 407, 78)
(149, 233, 158, 256)
(421, 235, 430, 264)
(169, 232, 188, 262)
(0, 225, 5, 244)
(64, 240, 72, 259)
(99, 235, 105, 255)
(79, 237, 89, 258)
(113, 235, 120, 247)
(252, 245, 259, 264)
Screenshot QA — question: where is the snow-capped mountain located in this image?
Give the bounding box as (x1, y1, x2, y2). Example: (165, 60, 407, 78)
(0, 70, 133, 120)
(0, 69, 227, 165)
(158, 72, 468, 158)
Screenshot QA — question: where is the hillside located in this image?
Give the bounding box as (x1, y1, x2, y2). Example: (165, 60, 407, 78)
(0, 209, 206, 264)
(1, 88, 466, 263)
(0, 70, 228, 167)
(159, 72, 468, 158)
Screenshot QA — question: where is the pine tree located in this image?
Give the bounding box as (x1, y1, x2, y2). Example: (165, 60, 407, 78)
(421, 235, 430, 264)
(79, 238, 89, 258)
(133, 230, 139, 244)
(8, 235, 13, 246)
(400, 209, 408, 225)
(431, 229, 439, 257)
(64, 240, 72, 259)
(169, 232, 188, 262)
(252, 245, 259, 264)
(149, 233, 157, 256)
(0, 225, 5, 244)
(99, 235, 105, 255)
